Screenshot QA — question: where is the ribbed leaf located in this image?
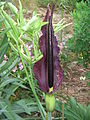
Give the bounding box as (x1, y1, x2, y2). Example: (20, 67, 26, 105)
(0, 55, 19, 76)
(0, 78, 22, 88)
(0, 99, 24, 120)
(1, 9, 19, 42)
(0, 34, 9, 64)
(86, 105, 90, 120)
(16, 99, 38, 114)
(55, 97, 89, 120)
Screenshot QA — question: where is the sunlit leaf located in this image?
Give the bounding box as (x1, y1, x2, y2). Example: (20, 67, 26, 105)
(8, 2, 18, 16)
(23, 13, 47, 35)
(1, 9, 19, 42)
(19, 0, 24, 27)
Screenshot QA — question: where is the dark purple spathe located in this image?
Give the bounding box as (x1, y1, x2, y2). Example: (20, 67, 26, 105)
(33, 5, 64, 93)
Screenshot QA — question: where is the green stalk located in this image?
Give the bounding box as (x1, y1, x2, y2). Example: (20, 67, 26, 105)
(46, 112, 48, 120)
(60, 0, 64, 42)
(16, 43, 46, 120)
(29, 66, 46, 116)
(48, 112, 52, 120)
(32, 33, 38, 60)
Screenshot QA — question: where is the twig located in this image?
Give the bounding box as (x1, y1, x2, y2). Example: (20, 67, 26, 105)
(62, 101, 64, 120)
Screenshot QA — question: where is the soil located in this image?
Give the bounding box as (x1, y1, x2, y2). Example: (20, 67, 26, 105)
(60, 63, 90, 105)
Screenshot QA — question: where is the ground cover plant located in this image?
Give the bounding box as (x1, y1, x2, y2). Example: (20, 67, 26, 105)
(68, 1, 90, 68)
(37, 0, 60, 8)
(0, 0, 90, 120)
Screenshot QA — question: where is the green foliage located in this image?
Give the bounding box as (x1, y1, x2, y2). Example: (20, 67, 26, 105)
(37, 0, 60, 7)
(60, 0, 89, 12)
(0, 1, 46, 119)
(60, 0, 77, 12)
(85, 72, 90, 86)
(0, 35, 28, 120)
(68, 1, 90, 67)
(0, 35, 9, 64)
(37, 0, 85, 10)
(55, 97, 90, 120)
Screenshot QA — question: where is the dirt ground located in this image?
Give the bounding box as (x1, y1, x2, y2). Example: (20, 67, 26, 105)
(60, 63, 90, 105)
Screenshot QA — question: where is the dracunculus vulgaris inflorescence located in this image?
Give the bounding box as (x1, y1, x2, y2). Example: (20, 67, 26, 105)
(33, 5, 64, 112)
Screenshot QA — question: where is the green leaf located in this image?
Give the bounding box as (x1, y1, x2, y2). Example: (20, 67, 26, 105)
(77, 103, 87, 120)
(19, 0, 24, 27)
(16, 99, 31, 114)
(14, 99, 38, 114)
(55, 97, 88, 120)
(54, 19, 72, 34)
(0, 78, 19, 88)
(8, 2, 18, 16)
(0, 55, 19, 78)
(0, 34, 9, 64)
(88, 82, 90, 87)
(0, 2, 5, 7)
(1, 9, 19, 42)
(86, 105, 90, 120)
(4, 84, 21, 99)
(22, 13, 47, 35)
(13, 82, 28, 89)
(0, 55, 18, 74)
(0, 99, 24, 120)
(85, 72, 90, 80)
(0, 13, 17, 42)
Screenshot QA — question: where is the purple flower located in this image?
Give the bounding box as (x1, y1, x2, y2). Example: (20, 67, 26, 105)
(12, 66, 17, 72)
(59, 42, 64, 50)
(19, 62, 23, 70)
(25, 43, 33, 59)
(2, 54, 8, 63)
(33, 5, 64, 93)
(25, 44, 32, 51)
(4, 54, 8, 60)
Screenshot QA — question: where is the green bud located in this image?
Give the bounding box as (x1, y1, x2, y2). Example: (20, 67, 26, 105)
(45, 94, 55, 112)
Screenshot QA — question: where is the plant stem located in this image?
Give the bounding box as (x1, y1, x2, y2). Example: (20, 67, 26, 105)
(60, 0, 64, 42)
(16, 43, 46, 120)
(48, 112, 52, 120)
(62, 102, 64, 120)
(46, 112, 48, 120)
